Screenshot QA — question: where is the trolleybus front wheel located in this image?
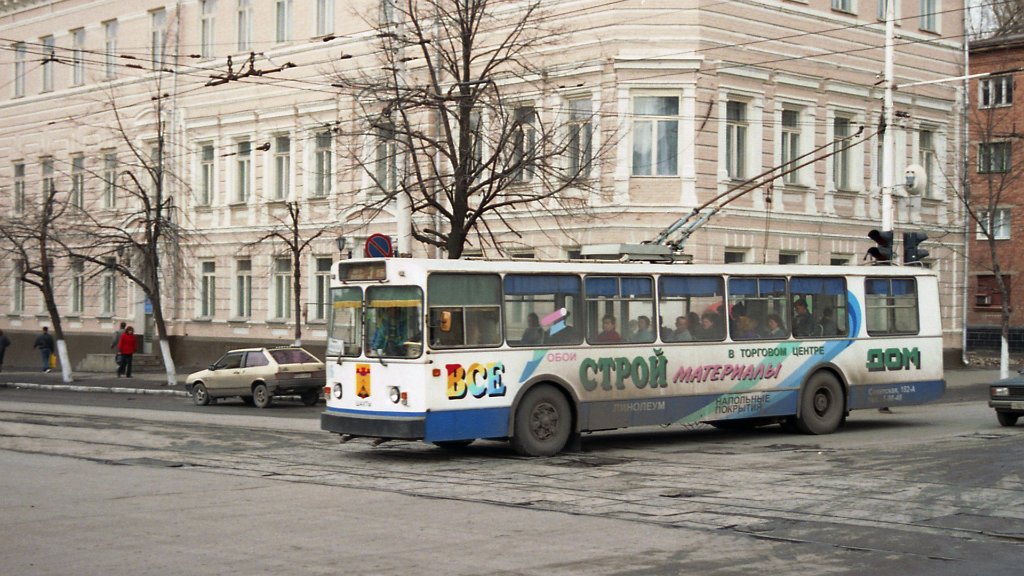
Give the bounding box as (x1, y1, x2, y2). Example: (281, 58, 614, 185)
(796, 372, 845, 435)
(510, 385, 571, 457)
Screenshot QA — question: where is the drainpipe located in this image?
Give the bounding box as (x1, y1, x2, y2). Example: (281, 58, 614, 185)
(961, 0, 971, 366)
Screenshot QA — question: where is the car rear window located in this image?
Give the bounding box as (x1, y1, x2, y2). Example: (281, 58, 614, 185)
(269, 349, 317, 365)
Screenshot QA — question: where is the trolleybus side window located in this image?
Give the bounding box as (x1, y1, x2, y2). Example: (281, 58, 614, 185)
(727, 277, 787, 340)
(328, 286, 362, 357)
(789, 277, 848, 338)
(366, 285, 423, 358)
(427, 274, 502, 348)
(504, 274, 582, 346)
(865, 277, 919, 335)
(585, 276, 654, 344)
(658, 275, 726, 341)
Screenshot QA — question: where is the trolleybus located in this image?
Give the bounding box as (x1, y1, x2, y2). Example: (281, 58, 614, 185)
(321, 257, 944, 456)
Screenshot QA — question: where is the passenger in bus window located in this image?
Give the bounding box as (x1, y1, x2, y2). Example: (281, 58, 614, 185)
(372, 308, 408, 356)
(792, 299, 815, 337)
(595, 314, 622, 343)
(672, 315, 694, 341)
(818, 307, 838, 336)
(629, 315, 654, 342)
(700, 311, 724, 340)
(765, 314, 787, 338)
(521, 312, 543, 344)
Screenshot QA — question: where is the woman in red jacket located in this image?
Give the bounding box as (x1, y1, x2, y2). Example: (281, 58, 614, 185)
(117, 326, 137, 378)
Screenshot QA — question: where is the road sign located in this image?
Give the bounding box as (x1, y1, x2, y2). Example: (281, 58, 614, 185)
(365, 233, 393, 258)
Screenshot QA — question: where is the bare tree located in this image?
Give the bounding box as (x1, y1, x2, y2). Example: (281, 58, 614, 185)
(973, 0, 1024, 39)
(332, 0, 614, 258)
(62, 91, 185, 386)
(0, 167, 74, 382)
(245, 201, 334, 346)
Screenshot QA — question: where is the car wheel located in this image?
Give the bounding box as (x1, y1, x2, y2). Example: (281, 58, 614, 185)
(796, 371, 845, 435)
(300, 389, 320, 406)
(191, 382, 210, 406)
(252, 383, 272, 409)
(509, 385, 572, 457)
(997, 411, 1020, 427)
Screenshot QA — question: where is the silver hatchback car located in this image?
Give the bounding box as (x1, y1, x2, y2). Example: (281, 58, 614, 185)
(186, 347, 325, 408)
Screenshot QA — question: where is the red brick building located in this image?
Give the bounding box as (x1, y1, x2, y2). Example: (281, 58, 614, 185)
(968, 34, 1024, 350)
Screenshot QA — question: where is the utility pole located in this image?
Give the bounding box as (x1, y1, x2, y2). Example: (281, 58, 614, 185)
(881, 0, 896, 233)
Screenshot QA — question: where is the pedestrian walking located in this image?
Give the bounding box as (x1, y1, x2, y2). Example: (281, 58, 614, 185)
(116, 326, 137, 378)
(111, 321, 126, 372)
(33, 326, 55, 373)
(0, 328, 11, 372)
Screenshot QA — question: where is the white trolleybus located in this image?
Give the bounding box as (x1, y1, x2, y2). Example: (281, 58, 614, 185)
(321, 257, 944, 456)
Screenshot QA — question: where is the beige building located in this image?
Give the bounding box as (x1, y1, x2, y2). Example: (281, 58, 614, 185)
(0, 0, 967, 367)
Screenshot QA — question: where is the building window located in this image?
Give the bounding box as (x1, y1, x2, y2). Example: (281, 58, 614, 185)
(13, 260, 25, 314)
(71, 29, 85, 86)
(977, 208, 1011, 240)
(919, 129, 936, 197)
(71, 155, 85, 208)
(512, 106, 537, 182)
(14, 42, 26, 97)
(274, 258, 292, 319)
(566, 97, 593, 178)
(199, 143, 214, 205)
(781, 109, 800, 184)
(632, 96, 679, 176)
(71, 260, 85, 315)
(724, 250, 746, 264)
(13, 163, 25, 215)
(380, 0, 399, 26)
(374, 122, 398, 196)
(273, 135, 291, 200)
(312, 131, 332, 197)
(919, 0, 937, 32)
(41, 36, 54, 92)
(235, 259, 252, 318)
(101, 258, 117, 316)
(104, 20, 118, 79)
(726, 101, 748, 180)
(151, 9, 167, 68)
(276, 0, 292, 43)
(200, 261, 216, 317)
(235, 140, 251, 202)
(976, 275, 1010, 308)
(779, 252, 802, 265)
(314, 257, 332, 320)
(830, 254, 854, 266)
(317, 0, 334, 36)
(978, 142, 1011, 173)
(833, 117, 852, 190)
(103, 152, 117, 209)
(832, 0, 853, 13)
(980, 76, 1012, 108)
(201, 0, 217, 60)
(42, 157, 55, 198)
(237, 0, 253, 51)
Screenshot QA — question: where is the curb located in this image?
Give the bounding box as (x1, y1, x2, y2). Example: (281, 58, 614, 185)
(0, 381, 189, 397)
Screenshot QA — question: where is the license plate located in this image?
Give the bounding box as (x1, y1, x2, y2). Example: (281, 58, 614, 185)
(293, 373, 311, 379)
(1011, 401, 1024, 410)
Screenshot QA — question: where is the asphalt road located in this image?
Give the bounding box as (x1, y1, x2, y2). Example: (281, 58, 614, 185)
(2, 384, 1022, 575)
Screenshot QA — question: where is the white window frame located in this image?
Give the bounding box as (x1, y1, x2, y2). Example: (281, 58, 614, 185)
(102, 151, 117, 209)
(780, 108, 801, 185)
(151, 9, 167, 68)
(201, 0, 217, 60)
(512, 105, 537, 183)
(978, 208, 1011, 240)
(200, 260, 216, 317)
(237, 0, 253, 51)
(311, 131, 333, 197)
(919, 0, 938, 32)
(71, 29, 85, 86)
(198, 143, 215, 206)
(71, 259, 85, 315)
(41, 36, 54, 93)
(313, 257, 332, 321)
(919, 127, 936, 198)
(276, 0, 293, 43)
(273, 135, 291, 200)
(234, 139, 252, 203)
(101, 258, 117, 316)
(833, 115, 854, 191)
(14, 42, 26, 97)
(374, 121, 398, 197)
(71, 154, 85, 208)
(725, 100, 748, 180)
(832, 0, 854, 13)
(566, 96, 593, 178)
(14, 162, 25, 216)
(234, 259, 252, 319)
(42, 157, 55, 198)
(317, 0, 334, 37)
(104, 20, 118, 79)
(631, 94, 679, 177)
(13, 260, 25, 314)
(980, 76, 1013, 108)
(273, 257, 292, 319)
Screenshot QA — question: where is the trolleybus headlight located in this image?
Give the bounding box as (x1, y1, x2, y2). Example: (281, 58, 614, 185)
(332, 384, 343, 399)
(389, 386, 401, 404)
(993, 386, 1010, 397)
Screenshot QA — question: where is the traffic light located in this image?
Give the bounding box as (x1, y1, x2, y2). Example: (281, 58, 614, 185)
(903, 231, 929, 264)
(867, 229, 893, 265)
